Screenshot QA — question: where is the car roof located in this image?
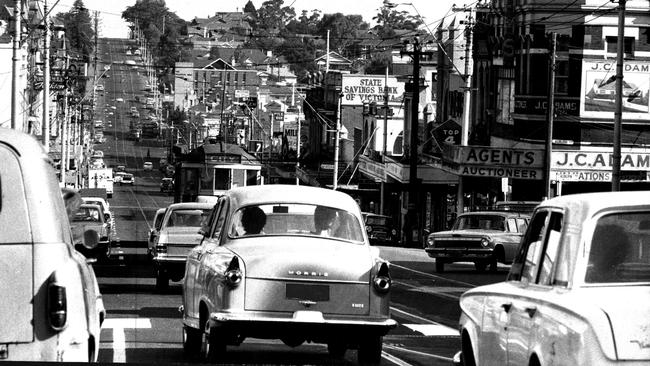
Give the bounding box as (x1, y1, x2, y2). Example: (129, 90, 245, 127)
(166, 202, 214, 211)
(226, 185, 362, 213)
(539, 191, 650, 216)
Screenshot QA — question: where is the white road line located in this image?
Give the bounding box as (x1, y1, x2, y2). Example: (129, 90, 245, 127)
(403, 324, 458, 337)
(390, 263, 476, 288)
(382, 350, 414, 366)
(102, 318, 152, 363)
(393, 280, 465, 301)
(384, 344, 455, 363)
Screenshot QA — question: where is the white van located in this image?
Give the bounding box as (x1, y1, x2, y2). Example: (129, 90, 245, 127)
(0, 129, 105, 361)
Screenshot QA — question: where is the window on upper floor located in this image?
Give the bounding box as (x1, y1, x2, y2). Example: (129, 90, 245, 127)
(606, 36, 635, 58)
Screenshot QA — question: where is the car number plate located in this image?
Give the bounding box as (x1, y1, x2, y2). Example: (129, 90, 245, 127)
(286, 283, 329, 301)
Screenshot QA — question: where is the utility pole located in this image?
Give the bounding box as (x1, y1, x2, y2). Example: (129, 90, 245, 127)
(401, 37, 433, 246)
(612, 0, 626, 191)
(333, 93, 342, 190)
(461, 16, 473, 146)
(42, 0, 50, 152)
(94, 11, 98, 79)
(11, 0, 21, 129)
(545, 33, 557, 199)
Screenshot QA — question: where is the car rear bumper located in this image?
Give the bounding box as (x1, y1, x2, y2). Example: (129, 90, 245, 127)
(206, 311, 397, 337)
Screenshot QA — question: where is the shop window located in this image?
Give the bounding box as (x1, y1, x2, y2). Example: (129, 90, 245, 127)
(554, 59, 569, 95)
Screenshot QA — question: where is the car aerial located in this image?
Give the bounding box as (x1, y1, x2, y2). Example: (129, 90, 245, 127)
(0, 128, 105, 361)
(180, 185, 397, 364)
(70, 203, 112, 261)
(152, 202, 213, 290)
(456, 191, 650, 366)
(425, 211, 530, 273)
(160, 177, 174, 194)
(362, 212, 400, 246)
(120, 172, 135, 185)
(148, 208, 168, 259)
(143, 161, 153, 171)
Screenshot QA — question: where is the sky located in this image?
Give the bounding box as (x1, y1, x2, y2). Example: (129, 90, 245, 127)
(52, 0, 463, 39)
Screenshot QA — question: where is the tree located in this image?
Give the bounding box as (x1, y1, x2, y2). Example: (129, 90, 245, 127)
(56, 0, 94, 63)
(372, 0, 422, 38)
(243, 0, 257, 14)
(316, 13, 368, 55)
(286, 9, 321, 34)
(253, 0, 296, 32)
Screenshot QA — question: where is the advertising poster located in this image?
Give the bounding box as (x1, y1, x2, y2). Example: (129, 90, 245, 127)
(580, 60, 650, 119)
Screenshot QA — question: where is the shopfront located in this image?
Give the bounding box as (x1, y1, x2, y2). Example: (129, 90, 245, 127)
(551, 148, 650, 194)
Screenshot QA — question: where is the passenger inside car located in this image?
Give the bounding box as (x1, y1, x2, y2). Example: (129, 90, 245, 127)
(586, 223, 630, 283)
(313, 205, 339, 236)
(241, 206, 266, 235)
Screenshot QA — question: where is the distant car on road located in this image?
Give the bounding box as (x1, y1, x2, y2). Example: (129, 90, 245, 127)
(362, 212, 400, 246)
(120, 173, 134, 185)
(457, 191, 650, 366)
(425, 211, 530, 273)
(152, 202, 213, 290)
(143, 161, 153, 171)
(71, 204, 112, 261)
(160, 177, 174, 194)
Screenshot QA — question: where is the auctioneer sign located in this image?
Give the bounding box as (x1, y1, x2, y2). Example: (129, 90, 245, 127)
(580, 60, 650, 120)
(449, 146, 544, 180)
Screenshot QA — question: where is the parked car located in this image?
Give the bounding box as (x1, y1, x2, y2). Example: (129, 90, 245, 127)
(70, 204, 112, 261)
(143, 161, 153, 171)
(456, 191, 650, 366)
(425, 211, 530, 273)
(362, 212, 400, 246)
(148, 208, 167, 259)
(152, 202, 213, 290)
(160, 177, 174, 194)
(0, 128, 104, 361)
(180, 185, 396, 364)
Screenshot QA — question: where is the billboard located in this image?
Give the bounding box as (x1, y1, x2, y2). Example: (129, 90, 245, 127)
(341, 75, 404, 106)
(580, 60, 650, 119)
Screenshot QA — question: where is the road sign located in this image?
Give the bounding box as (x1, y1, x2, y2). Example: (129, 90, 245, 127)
(432, 118, 462, 146)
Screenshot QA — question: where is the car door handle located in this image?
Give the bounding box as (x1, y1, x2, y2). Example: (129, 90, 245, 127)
(525, 306, 537, 318)
(501, 303, 512, 313)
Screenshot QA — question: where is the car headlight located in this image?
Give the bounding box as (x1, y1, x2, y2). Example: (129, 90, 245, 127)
(480, 238, 491, 247)
(366, 226, 373, 233)
(427, 236, 435, 246)
(391, 229, 397, 236)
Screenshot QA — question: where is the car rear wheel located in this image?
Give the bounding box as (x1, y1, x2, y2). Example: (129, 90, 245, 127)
(327, 340, 347, 359)
(155, 270, 169, 292)
(357, 335, 382, 365)
(183, 326, 201, 359)
(202, 323, 226, 362)
(435, 259, 445, 273)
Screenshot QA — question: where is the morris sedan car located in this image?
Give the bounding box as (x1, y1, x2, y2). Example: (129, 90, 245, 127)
(152, 202, 214, 290)
(456, 191, 650, 366)
(0, 128, 105, 361)
(180, 185, 396, 364)
(425, 211, 529, 273)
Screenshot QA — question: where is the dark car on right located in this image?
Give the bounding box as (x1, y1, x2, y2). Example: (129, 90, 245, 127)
(362, 212, 400, 246)
(424, 211, 530, 273)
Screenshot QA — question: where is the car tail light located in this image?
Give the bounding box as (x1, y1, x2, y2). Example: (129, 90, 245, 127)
(373, 262, 391, 294)
(48, 281, 67, 330)
(224, 257, 242, 288)
(156, 243, 167, 254)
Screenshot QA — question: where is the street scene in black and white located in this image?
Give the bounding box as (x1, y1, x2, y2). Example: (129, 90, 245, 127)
(1, 0, 649, 365)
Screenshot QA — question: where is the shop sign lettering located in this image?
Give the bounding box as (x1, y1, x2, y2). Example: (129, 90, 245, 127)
(552, 150, 650, 171)
(458, 146, 544, 168)
(460, 166, 540, 179)
(341, 76, 404, 106)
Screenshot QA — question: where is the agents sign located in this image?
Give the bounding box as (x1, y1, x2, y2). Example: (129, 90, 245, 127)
(452, 146, 544, 180)
(341, 75, 404, 106)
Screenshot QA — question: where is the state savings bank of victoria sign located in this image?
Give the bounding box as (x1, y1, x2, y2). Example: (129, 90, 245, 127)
(451, 146, 545, 180)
